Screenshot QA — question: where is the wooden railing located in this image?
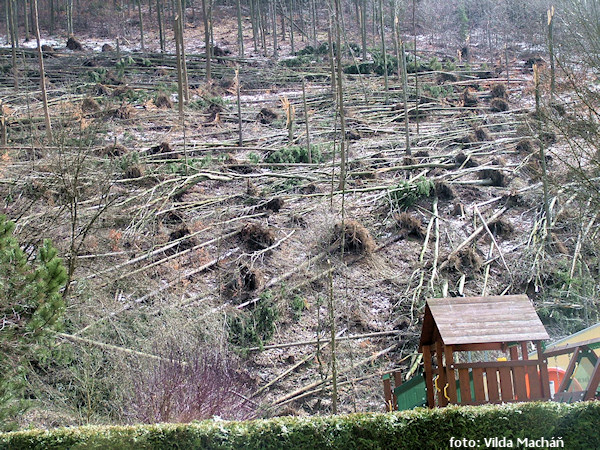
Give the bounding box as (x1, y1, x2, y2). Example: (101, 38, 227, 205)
(440, 360, 550, 405)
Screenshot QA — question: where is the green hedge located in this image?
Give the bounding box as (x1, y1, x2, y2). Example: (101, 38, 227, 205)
(1, 402, 598, 449)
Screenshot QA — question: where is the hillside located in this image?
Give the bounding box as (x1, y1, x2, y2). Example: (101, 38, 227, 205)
(0, 0, 598, 429)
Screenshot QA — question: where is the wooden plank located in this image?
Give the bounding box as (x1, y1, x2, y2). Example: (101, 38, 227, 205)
(444, 345, 458, 404)
(510, 346, 519, 360)
(472, 367, 486, 402)
(422, 346, 435, 408)
(452, 360, 541, 369)
(543, 337, 600, 358)
(498, 367, 514, 401)
(383, 375, 393, 411)
(454, 343, 505, 352)
(458, 368, 472, 404)
(435, 341, 448, 407)
(513, 365, 528, 400)
(521, 342, 529, 360)
(526, 365, 542, 400)
(486, 367, 500, 403)
(557, 347, 580, 394)
(536, 342, 550, 399)
(583, 357, 600, 401)
(392, 371, 402, 410)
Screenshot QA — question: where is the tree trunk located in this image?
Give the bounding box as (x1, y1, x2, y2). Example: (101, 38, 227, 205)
(236, 0, 244, 57)
(201, 0, 211, 80)
(137, 0, 145, 51)
(33, 0, 52, 141)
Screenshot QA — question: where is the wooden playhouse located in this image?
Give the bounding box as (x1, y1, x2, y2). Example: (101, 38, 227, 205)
(384, 295, 600, 410)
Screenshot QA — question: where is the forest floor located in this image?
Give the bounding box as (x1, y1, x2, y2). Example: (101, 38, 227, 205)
(0, 12, 589, 427)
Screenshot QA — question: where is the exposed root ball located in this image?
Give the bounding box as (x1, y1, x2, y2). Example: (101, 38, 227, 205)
(332, 220, 375, 255)
(263, 197, 285, 213)
(434, 180, 455, 200)
(241, 223, 276, 251)
(258, 108, 278, 124)
(66, 36, 83, 50)
(516, 139, 534, 154)
(403, 156, 416, 166)
(455, 152, 479, 168)
(490, 98, 509, 112)
(165, 226, 198, 255)
(124, 165, 144, 179)
(99, 143, 127, 157)
(474, 127, 491, 141)
(224, 264, 264, 301)
(540, 131, 557, 146)
(114, 103, 135, 119)
(206, 103, 223, 122)
(212, 46, 231, 57)
(488, 218, 514, 237)
(479, 168, 507, 187)
(81, 97, 100, 112)
(524, 56, 545, 69)
(102, 43, 114, 52)
(461, 89, 478, 107)
(346, 130, 362, 141)
(415, 150, 430, 158)
(395, 212, 425, 239)
(95, 84, 111, 96)
(550, 101, 566, 116)
(490, 83, 507, 99)
(41, 44, 55, 55)
(148, 142, 178, 159)
(155, 94, 173, 109)
(450, 247, 482, 272)
(437, 72, 458, 83)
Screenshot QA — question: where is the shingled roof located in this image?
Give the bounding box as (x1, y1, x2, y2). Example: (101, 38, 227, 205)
(419, 295, 549, 348)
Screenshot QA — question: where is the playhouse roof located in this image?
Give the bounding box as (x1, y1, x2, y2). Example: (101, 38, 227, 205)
(419, 295, 549, 348)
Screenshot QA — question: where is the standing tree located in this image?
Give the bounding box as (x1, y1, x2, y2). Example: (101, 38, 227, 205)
(0, 216, 67, 431)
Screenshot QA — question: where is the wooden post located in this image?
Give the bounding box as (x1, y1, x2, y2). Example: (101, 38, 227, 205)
(536, 341, 550, 399)
(422, 346, 435, 408)
(444, 345, 458, 403)
(521, 342, 529, 360)
(383, 374, 393, 411)
(583, 357, 600, 401)
(435, 340, 447, 406)
(557, 346, 580, 394)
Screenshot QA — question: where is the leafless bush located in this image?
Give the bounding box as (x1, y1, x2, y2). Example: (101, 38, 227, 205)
(129, 343, 257, 423)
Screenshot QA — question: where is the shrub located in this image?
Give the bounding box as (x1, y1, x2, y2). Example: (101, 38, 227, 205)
(389, 176, 434, 209)
(1, 402, 598, 449)
(0, 216, 67, 431)
(228, 291, 279, 349)
(265, 145, 323, 164)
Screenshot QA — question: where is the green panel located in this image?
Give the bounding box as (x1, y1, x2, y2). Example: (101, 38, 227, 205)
(393, 375, 427, 410)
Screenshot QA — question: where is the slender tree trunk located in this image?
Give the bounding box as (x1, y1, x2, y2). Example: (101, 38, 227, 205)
(137, 0, 145, 51)
(236, 0, 244, 57)
(327, 259, 337, 414)
(401, 42, 410, 155)
(8, 0, 18, 88)
(174, 14, 184, 120)
(201, 0, 211, 80)
(302, 78, 311, 163)
(250, 0, 258, 52)
(271, 0, 278, 58)
(379, 0, 388, 103)
(547, 6, 555, 101)
(412, 0, 419, 135)
(534, 64, 551, 238)
(33, 0, 52, 140)
(177, 0, 189, 100)
(24, 0, 30, 42)
(334, 0, 346, 189)
(235, 66, 243, 146)
(157, 0, 165, 52)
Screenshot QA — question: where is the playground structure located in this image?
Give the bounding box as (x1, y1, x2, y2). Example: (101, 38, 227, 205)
(383, 295, 600, 410)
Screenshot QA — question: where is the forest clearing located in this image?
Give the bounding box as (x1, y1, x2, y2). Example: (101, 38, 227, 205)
(0, 0, 599, 434)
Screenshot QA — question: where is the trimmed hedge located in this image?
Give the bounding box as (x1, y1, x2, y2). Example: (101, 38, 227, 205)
(1, 402, 598, 449)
